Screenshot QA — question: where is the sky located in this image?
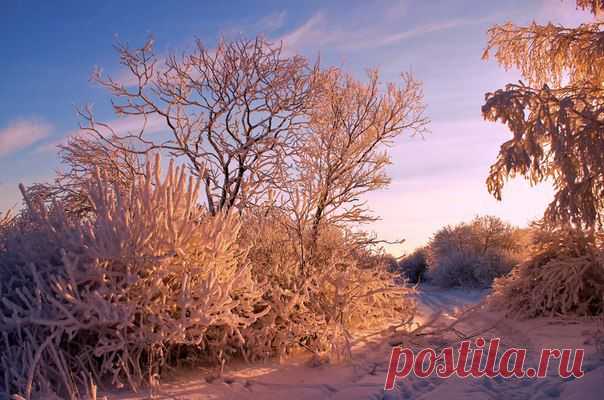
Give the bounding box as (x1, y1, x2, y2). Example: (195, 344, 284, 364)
(0, 0, 596, 255)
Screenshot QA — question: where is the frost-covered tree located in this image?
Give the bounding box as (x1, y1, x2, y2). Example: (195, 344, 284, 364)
(304, 69, 426, 238)
(279, 69, 427, 272)
(482, 0, 604, 227)
(75, 37, 315, 215)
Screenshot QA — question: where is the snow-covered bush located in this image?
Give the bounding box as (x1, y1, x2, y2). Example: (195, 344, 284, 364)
(306, 226, 416, 360)
(0, 157, 267, 399)
(489, 224, 604, 318)
(239, 210, 415, 363)
(398, 247, 428, 283)
(426, 216, 525, 288)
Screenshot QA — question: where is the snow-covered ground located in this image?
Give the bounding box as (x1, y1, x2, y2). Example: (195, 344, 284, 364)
(105, 286, 604, 400)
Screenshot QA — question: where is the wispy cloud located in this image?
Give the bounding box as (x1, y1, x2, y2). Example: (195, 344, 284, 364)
(37, 114, 166, 153)
(277, 10, 494, 53)
(221, 10, 288, 40)
(351, 17, 493, 50)
(0, 119, 53, 157)
(277, 13, 329, 50)
(256, 10, 288, 33)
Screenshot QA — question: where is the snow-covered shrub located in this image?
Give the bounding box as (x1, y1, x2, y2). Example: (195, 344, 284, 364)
(398, 247, 428, 283)
(236, 210, 314, 362)
(489, 224, 604, 318)
(239, 210, 416, 363)
(308, 227, 416, 360)
(426, 216, 525, 288)
(0, 157, 267, 399)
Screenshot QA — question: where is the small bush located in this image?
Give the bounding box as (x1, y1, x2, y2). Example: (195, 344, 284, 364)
(398, 247, 428, 283)
(489, 223, 604, 318)
(426, 216, 525, 288)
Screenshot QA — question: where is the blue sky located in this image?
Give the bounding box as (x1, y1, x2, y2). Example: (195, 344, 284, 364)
(0, 0, 594, 254)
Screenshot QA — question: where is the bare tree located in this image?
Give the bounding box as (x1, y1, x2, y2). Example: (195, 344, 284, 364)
(281, 68, 427, 271)
(482, 1, 604, 227)
(83, 37, 315, 214)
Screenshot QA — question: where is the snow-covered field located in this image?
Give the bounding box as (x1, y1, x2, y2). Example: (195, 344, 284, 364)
(105, 286, 604, 400)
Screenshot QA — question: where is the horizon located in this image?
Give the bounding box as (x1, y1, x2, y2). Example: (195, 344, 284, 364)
(0, 0, 594, 256)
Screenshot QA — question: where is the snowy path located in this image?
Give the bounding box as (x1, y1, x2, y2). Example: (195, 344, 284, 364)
(394, 286, 604, 400)
(107, 286, 604, 400)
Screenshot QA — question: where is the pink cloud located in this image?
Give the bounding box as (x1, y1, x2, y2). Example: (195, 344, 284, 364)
(0, 119, 53, 157)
